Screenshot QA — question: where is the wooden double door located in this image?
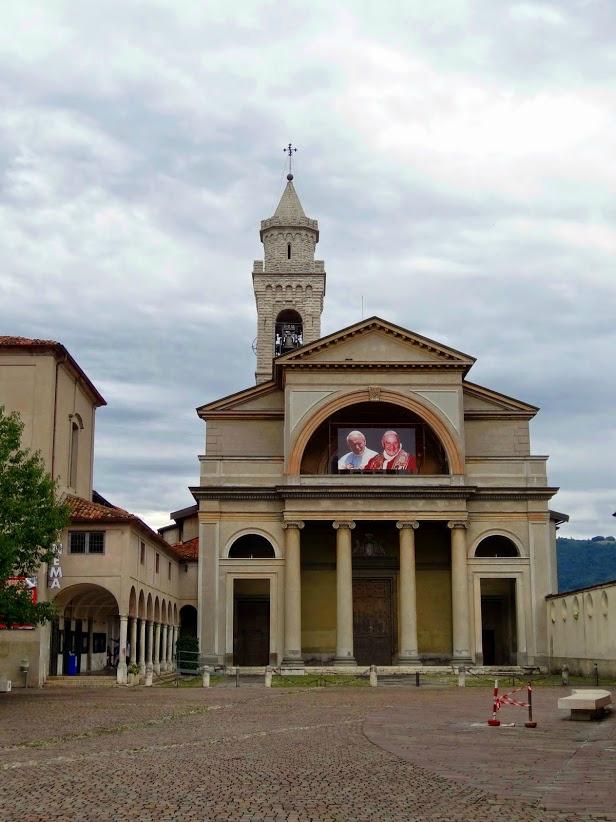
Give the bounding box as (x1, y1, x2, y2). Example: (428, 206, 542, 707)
(353, 578, 394, 666)
(233, 598, 270, 666)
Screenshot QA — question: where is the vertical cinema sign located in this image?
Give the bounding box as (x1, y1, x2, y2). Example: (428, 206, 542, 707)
(48, 542, 63, 590)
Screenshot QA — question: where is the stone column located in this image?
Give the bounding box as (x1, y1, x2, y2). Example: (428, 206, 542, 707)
(87, 618, 93, 673)
(153, 622, 161, 675)
(117, 615, 128, 684)
(282, 521, 304, 670)
(139, 618, 146, 678)
(333, 521, 356, 666)
(168, 625, 174, 671)
(396, 521, 421, 664)
(161, 624, 168, 672)
(130, 617, 137, 667)
(448, 521, 472, 662)
(145, 620, 154, 686)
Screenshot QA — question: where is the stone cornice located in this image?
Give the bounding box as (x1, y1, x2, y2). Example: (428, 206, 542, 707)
(281, 361, 468, 371)
(189, 484, 558, 502)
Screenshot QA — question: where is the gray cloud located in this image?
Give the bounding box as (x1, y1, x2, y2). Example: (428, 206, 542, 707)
(0, 0, 614, 537)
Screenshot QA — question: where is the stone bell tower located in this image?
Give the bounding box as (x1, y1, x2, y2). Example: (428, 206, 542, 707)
(253, 170, 326, 384)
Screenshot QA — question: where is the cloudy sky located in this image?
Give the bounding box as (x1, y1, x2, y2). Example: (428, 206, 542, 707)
(1, 0, 614, 538)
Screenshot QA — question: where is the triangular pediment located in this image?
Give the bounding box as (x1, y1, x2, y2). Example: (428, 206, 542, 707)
(463, 381, 538, 418)
(197, 381, 283, 419)
(275, 317, 475, 372)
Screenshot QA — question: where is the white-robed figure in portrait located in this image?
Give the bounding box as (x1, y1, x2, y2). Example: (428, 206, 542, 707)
(338, 430, 377, 470)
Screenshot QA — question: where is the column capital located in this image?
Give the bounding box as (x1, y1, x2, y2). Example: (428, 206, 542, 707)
(283, 520, 305, 530)
(397, 520, 419, 530)
(447, 520, 468, 530)
(333, 520, 356, 530)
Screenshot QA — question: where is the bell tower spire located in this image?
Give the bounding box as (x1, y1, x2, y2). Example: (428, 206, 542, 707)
(252, 152, 326, 384)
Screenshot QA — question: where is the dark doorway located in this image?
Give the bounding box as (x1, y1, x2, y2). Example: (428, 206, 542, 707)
(233, 579, 270, 666)
(49, 618, 60, 676)
(353, 578, 393, 665)
(179, 604, 198, 637)
(480, 579, 517, 665)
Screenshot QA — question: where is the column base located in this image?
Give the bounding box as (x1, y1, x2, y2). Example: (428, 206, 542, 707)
(396, 655, 422, 665)
(281, 656, 304, 674)
(116, 662, 127, 685)
(333, 657, 357, 667)
(452, 656, 473, 665)
(153, 663, 160, 675)
(145, 664, 153, 687)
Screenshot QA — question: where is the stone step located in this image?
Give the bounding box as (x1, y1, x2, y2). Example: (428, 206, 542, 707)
(45, 675, 117, 688)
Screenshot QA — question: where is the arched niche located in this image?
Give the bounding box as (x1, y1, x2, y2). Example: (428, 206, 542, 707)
(228, 534, 276, 559)
(474, 535, 520, 558)
(299, 400, 450, 475)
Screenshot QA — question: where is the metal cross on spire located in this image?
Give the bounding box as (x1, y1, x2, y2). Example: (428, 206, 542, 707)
(284, 143, 297, 180)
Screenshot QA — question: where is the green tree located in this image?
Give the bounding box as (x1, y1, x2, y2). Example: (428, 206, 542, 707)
(0, 405, 69, 627)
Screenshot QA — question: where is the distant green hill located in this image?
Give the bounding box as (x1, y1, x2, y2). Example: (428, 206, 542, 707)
(556, 536, 616, 592)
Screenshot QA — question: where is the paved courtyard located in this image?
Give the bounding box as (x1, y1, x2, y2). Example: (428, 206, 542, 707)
(1, 683, 614, 821)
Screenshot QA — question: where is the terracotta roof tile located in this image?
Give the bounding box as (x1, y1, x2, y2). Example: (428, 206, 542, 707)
(0, 335, 60, 347)
(170, 537, 199, 561)
(66, 495, 171, 552)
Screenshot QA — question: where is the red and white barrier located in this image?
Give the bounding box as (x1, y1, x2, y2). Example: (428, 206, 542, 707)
(487, 680, 537, 728)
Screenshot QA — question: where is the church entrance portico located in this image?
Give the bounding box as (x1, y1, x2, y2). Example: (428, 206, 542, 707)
(288, 517, 467, 667)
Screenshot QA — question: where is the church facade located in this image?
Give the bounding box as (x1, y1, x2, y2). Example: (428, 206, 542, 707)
(193, 176, 561, 671)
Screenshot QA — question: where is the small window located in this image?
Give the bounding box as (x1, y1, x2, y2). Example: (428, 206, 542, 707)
(287, 242, 291, 259)
(69, 531, 105, 555)
(140, 541, 145, 565)
(155, 553, 160, 573)
(168, 561, 172, 580)
(69, 532, 86, 554)
(88, 532, 104, 554)
(92, 633, 106, 653)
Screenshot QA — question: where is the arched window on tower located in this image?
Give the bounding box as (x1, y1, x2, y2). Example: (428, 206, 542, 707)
(274, 309, 303, 356)
(68, 414, 83, 489)
(287, 242, 291, 259)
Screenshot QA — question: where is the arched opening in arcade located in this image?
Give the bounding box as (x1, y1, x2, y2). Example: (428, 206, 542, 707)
(300, 400, 449, 475)
(49, 584, 119, 676)
(179, 604, 198, 638)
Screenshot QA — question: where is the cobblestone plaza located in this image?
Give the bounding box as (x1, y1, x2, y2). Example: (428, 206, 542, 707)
(1, 684, 614, 821)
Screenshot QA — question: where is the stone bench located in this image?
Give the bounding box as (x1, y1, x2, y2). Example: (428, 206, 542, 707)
(557, 689, 612, 720)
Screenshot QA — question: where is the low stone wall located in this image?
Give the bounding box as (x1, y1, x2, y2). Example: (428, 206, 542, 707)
(547, 580, 616, 677)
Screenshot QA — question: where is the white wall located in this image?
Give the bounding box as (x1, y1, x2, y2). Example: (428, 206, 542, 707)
(547, 581, 616, 677)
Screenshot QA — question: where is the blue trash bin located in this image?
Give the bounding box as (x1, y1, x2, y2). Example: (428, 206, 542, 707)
(66, 653, 78, 676)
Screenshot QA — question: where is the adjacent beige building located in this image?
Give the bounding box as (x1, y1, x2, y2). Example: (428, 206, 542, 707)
(0, 338, 189, 685)
(192, 177, 561, 672)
